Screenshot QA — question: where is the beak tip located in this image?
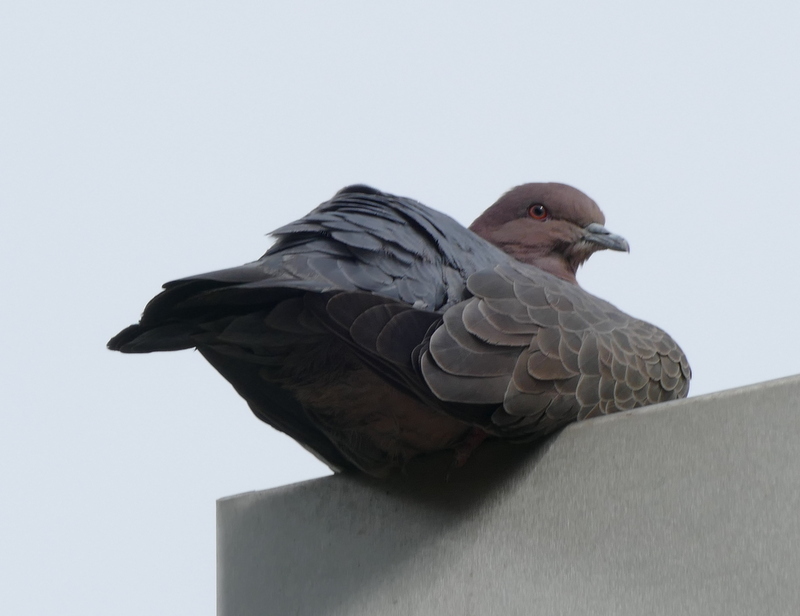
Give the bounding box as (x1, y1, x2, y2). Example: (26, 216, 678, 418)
(583, 223, 630, 254)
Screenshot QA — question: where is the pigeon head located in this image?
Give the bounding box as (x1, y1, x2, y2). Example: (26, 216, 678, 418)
(469, 182, 629, 284)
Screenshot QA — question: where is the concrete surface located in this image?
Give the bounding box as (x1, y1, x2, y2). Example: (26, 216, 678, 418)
(217, 375, 800, 616)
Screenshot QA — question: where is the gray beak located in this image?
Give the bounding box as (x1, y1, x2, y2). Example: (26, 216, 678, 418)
(583, 222, 630, 253)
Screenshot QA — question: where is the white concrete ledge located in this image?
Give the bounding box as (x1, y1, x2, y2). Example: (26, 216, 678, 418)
(218, 375, 800, 616)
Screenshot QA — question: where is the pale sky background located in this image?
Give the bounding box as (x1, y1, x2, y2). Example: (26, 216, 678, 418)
(2, 2, 799, 614)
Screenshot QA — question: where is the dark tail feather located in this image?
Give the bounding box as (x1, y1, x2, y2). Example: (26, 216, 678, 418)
(107, 323, 199, 353)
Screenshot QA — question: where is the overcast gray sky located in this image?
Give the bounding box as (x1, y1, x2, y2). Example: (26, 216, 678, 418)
(2, 2, 799, 614)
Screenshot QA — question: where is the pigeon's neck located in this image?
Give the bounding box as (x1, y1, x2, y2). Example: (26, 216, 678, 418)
(513, 251, 579, 285)
(471, 236, 581, 284)
(469, 219, 581, 285)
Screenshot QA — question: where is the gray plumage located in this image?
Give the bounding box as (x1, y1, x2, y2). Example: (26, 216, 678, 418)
(109, 183, 690, 476)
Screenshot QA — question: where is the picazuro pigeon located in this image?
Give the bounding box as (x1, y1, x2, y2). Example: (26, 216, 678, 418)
(109, 183, 690, 477)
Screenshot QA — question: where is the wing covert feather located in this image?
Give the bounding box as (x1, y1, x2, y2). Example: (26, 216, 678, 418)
(420, 263, 691, 439)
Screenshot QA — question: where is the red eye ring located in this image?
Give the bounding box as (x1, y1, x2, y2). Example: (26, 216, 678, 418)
(528, 204, 548, 220)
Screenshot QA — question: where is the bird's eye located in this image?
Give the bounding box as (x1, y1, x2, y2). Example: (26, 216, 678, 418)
(528, 204, 548, 220)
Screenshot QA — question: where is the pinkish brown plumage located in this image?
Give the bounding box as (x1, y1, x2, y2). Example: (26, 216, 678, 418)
(471, 183, 629, 284)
